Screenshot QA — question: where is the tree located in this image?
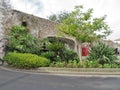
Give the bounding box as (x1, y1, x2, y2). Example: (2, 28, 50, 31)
(56, 5, 111, 43)
(48, 11, 71, 23)
(0, 0, 12, 9)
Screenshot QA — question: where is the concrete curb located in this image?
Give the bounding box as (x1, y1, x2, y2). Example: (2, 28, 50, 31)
(38, 67, 120, 75)
(1, 64, 120, 76)
(1, 66, 120, 77)
(38, 67, 120, 72)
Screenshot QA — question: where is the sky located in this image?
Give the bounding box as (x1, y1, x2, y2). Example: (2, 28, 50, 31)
(10, 0, 120, 41)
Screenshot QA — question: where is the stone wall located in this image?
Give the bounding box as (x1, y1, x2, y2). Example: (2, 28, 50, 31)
(2, 9, 58, 39)
(102, 40, 119, 48)
(0, 8, 7, 58)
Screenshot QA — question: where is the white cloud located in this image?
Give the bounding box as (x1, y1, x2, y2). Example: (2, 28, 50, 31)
(10, 0, 43, 14)
(39, 0, 81, 18)
(10, 0, 120, 40)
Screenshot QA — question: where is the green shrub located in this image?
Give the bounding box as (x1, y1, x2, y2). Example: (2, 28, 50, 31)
(40, 51, 57, 62)
(82, 60, 101, 68)
(87, 42, 117, 68)
(8, 25, 40, 54)
(59, 49, 79, 62)
(112, 61, 120, 68)
(50, 60, 79, 68)
(40, 40, 79, 62)
(4, 52, 50, 69)
(47, 42, 64, 51)
(49, 59, 120, 68)
(55, 61, 66, 67)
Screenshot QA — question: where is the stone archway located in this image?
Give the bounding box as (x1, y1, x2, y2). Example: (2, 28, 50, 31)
(47, 36, 75, 50)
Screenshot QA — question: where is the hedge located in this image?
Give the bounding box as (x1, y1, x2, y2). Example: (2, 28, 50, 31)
(4, 52, 50, 69)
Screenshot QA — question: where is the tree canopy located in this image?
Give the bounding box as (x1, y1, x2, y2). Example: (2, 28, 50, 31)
(49, 5, 111, 43)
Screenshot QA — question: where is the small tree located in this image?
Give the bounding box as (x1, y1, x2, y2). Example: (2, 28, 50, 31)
(56, 5, 111, 43)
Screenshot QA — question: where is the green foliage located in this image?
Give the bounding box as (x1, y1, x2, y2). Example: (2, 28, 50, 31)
(43, 39, 79, 62)
(56, 5, 111, 43)
(47, 42, 64, 51)
(4, 52, 50, 69)
(59, 49, 79, 62)
(81, 60, 101, 68)
(10, 25, 26, 35)
(50, 60, 79, 68)
(114, 61, 120, 68)
(50, 60, 120, 68)
(54, 61, 66, 67)
(40, 51, 57, 62)
(8, 25, 39, 54)
(87, 42, 117, 67)
(48, 11, 71, 23)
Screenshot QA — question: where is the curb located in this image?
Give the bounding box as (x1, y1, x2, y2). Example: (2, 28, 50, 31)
(38, 67, 120, 72)
(1, 65, 120, 77)
(38, 67, 120, 75)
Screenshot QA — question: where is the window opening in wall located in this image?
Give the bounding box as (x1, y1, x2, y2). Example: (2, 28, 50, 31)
(22, 21, 27, 27)
(12, 12, 14, 15)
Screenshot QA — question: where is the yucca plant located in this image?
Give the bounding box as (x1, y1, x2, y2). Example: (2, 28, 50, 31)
(87, 42, 117, 68)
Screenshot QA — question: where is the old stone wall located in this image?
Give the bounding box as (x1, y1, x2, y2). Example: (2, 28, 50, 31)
(0, 8, 7, 58)
(2, 9, 58, 39)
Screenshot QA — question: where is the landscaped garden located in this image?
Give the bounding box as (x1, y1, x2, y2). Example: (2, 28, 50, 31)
(3, 5, 120, 69)
(3, 25, 120, 69)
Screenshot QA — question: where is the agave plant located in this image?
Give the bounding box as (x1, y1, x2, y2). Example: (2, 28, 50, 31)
(87, 42, 117, 68)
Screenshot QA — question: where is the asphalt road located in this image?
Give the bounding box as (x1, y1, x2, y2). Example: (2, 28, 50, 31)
(0, 67, 120, 90)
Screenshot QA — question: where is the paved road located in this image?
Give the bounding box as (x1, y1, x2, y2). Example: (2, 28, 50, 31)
(0, 67, 120, 90)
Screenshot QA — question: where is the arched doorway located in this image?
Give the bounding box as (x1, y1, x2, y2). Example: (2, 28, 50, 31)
(47, 36, 75, 50)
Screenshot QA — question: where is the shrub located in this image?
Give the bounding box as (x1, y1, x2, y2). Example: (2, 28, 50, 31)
(4, 52, 50, 69)
(49, 59, 120, 68)
(45, 41, 79, 62)
(59, 49, 79, 62)
(39, 39, 79, 62)
(8, 25, 40, 54)
(50, 60, 79, 68)
(47, 42, 64, 51)
(87, 42, 117, 68)
(40, 51, 57, 62)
